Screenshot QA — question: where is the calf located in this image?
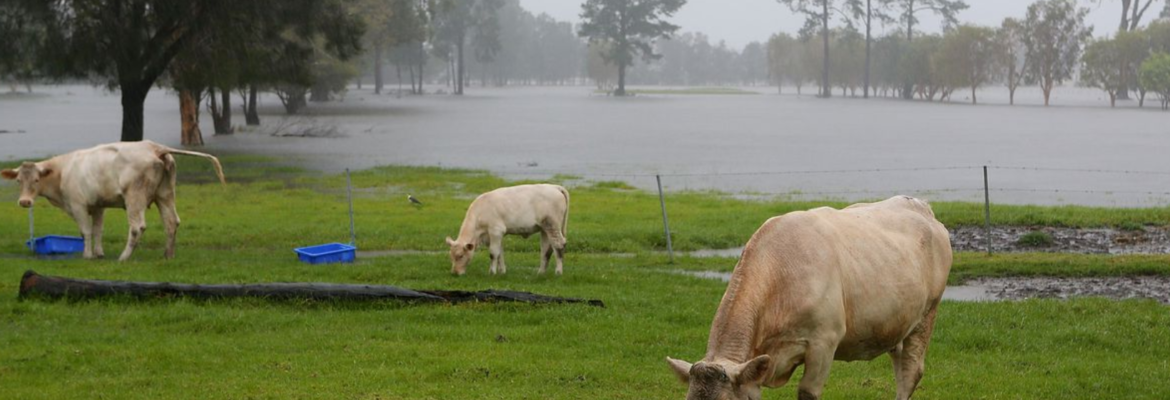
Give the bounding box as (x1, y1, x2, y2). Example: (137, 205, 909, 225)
(446, 184, 570, 275)
(667, 196, 952, 400)
(2, 141, 225, 261)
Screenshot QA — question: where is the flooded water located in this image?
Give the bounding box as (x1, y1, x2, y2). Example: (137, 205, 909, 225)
(4, 85, 1169, 206)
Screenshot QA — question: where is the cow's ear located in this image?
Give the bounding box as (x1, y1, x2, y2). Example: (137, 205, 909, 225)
(38, 167, 52, 177)
(735, 355, 771, 385)
(0, 169, 15, 180)
(666, 357, 692, 384)
(465, 243, 475, 251)
(445, 237, 457, 247)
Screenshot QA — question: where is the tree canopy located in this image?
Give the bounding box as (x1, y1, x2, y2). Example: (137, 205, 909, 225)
(578, 0, 686, 96)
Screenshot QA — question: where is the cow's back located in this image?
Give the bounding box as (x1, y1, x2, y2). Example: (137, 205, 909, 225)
(737, 196, 951, 361)
(58, 142, 168, 206)
(468, 184, 567, 230)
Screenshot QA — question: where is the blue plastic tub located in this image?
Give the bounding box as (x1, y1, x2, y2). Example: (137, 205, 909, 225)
(294, 243, 356, 264)
(27, 235, 85, 255)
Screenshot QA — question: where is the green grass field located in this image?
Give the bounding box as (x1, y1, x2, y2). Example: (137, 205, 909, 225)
(1, 158, 1168, 399)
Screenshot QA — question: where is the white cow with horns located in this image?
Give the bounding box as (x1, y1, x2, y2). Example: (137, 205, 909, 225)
(2, 141, 225, 261)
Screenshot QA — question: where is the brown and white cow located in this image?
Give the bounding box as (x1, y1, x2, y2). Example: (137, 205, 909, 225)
(446, 184, 570, 275)
(2, 141, 225, 261)
(666, 196, 952, 400)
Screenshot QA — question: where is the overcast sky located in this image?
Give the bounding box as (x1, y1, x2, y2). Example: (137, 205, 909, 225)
(519, 0, 1153, 49)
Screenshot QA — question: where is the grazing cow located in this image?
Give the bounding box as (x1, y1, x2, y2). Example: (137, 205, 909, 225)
(666, 196, 952, 400)
(2, 141, 225, 261)
(446, 184, 569, 275)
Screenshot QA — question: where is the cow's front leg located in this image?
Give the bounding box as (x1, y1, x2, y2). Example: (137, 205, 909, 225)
(90, 208, 106, 259)
(119, 198, 149, 262)
(796, 341, 838, 400)
(488, 235, 505, 275)
(69, 206, 95, 259)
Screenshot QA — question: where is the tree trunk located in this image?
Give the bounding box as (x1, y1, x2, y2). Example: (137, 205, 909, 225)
(864, 0, 872, 99)
(616, 64, 627, 96)
(245, 85, 260, 126)
(821, 0, 831, 98)
(1009, 86, 1017, 105)
(120, 85, 148, 142)
(1110, 93, 1117, 108)
(179, 89, 203, 146)
(374, 39, 384, 95)
(456, 39, 465, 95)
(971, 86, 977, 105)
(219, 88, 232, 134)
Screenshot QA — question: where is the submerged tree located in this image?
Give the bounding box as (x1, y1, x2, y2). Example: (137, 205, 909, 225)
(1022, 0, 1092, 106)
(880, 0, 967, 98)
(1140, 52, 1170, 109)
(996, 18, 1028, 105)
(431, 0, 503, 95)
(778, 0, 839, 97)
(578, 0, 686, 96)
(933, 25, 997, 104)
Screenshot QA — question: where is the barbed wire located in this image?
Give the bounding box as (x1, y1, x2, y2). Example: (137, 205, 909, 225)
(711, 188, 984, 197)
(990, 166, 1170, 176)
(494, 166, 983, 178)
(990, 188, 1170, 196)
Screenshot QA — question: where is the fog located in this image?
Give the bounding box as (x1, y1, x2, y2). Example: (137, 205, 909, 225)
(521, 0, 1142, 49)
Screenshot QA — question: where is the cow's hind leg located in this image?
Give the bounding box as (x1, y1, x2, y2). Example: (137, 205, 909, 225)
(538, 231, 552, 275)
(157, 198, 180, 259)
(157, 157, 180, 259)
(542, 219, 566, 275)
(890, 304, 939, 400)
(90, 207, 106, 258)
(119, 196, 150, 262)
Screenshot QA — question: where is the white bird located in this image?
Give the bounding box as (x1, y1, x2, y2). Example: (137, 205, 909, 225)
(407, 194, 423, 206)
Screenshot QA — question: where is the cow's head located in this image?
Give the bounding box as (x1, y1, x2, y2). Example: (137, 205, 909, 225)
(666, 356, 771, 400)
(1, 162, 52, 208)
(445, 236, 475, 275)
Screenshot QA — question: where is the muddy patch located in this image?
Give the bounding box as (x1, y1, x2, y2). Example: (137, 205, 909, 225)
(669, 270, 1170, 304)
(965, 276, 1170, 304)
(950, 226, 1170, 254)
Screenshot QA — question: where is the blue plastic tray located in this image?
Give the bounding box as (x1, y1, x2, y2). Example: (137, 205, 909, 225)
(294, 243, 356, 264)
(27, 235, 85, 255)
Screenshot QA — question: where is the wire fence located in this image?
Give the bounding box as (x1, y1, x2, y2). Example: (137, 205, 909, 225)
(495, 164, 1170, 260)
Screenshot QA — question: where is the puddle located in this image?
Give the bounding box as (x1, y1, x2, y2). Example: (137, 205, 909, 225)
(668, 270, 1170, 304)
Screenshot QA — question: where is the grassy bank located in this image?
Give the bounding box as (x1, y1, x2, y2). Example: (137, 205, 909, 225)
(2, 159, 1169, 399)
(4, 157, 1166, 255)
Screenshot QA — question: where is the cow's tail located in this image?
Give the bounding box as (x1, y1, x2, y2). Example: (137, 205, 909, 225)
(163, 148, 226, 185)
(557, 185, 570, 237)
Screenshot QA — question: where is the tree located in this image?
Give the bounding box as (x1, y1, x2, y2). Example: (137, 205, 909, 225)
(778, 0, 839, 97)
(830, 29, 865, 96)
(0, 2, 45, 92)
(880, 0, 968, 98)
(767, 33, 801, 93)
(846, 0, 891, 98)
(901, 34, 945, 100)
(25, 0, 225, 142)
(586, 41, 619, 90)
(933, 25, 997, 104)
(871, 33, 906, 96)
(1139, 52, 1170, 109)
(431, 0, 503, 95)
(578, 0, 686, 96)
(996, 18, 1029, 105)
(1081, 37, 1127, 107)
(1022, 0, 1092, 106)
(1094, 0, 1158, 99)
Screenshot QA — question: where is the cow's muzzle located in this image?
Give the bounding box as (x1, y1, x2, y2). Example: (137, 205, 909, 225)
(18, 199, 32, 208)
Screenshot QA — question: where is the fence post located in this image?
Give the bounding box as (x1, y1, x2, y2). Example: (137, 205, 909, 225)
(656, 174, 674, 263)
(28, 206, 34, 246)
(346, 168, 356, 246)
(983, 166, 992, 255)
